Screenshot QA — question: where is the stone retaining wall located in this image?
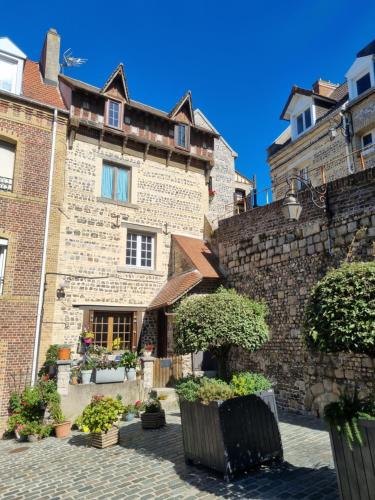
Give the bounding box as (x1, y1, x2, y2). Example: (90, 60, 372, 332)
(217, 167, 375, 414)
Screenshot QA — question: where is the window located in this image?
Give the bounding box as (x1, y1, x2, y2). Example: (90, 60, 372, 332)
(126, 232, 154, 269)
(175, 123, 188, 148)
(296, 108, 312, 136)
(0, 56, 17, 93)
(0, 239, 8, 295)
(297, 167, 309, 191)
(362, 132, 373, 148)
(0, 140, 15, 192)
(356, 73, 371, 96)
(107, 100, 121, 128)
(91, 311, 135, 351)
(101, 163, 129, 202)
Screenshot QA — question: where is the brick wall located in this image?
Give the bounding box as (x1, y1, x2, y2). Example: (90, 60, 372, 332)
(217, 167, 375, 414)
(0, 99, 67, 418)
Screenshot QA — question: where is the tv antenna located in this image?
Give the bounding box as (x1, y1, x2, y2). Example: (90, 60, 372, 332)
(61, 49, 87, 72)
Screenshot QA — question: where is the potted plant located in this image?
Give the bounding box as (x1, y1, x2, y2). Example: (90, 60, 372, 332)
(175, 375, 283, 480)
(134, 400, 143, 417)
(70, 367, 80, 385)
(80, 358, 96, 384)
(49, 398, 72, 439)
(119, 351, 138, 381)
(38, 344, 59, 378)
(124, 404, 136, 422)
(94, 358, 125, 384)
(82, 327, 95, 346)
(304, 262, 375, 500)
(76, 396, 124, 448)
(18, 421, 52, 442)
(143, 344, 154, 357)
(57, 344, 71, 361)
(141, 393, 166, 429)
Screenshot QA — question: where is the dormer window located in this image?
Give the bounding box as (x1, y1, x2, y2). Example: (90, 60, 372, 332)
(296, 108, 312, 136)
(175, 123, 189, 149)
(0, 56, 17, 93)
(106, 99, 122, 128)
(356, 72, 371, 96)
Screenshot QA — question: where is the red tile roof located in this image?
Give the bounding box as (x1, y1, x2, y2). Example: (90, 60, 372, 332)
(148, 270, 202, 310)
(22, 60, 66, 110)
(173, 235, 220, 279)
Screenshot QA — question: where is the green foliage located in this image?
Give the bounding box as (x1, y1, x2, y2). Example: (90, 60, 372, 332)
(304, 262, 375, 354)
(324, 391, 375, 450)
(175, 377, 201, 402)
(18, 421, 53, 438)
(75, 396, 124, 433)
(174, 287, 269, 363)
(197, 378, 234, 405)
(38, 345, 59, 377)
(144, 392, 162, 413)
(80, 358, 97, 370)
(230, 372, 272, 396)
(119, 351, 138, 369)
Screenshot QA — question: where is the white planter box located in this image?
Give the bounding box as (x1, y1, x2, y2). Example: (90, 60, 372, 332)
(94, 367, 125, 384)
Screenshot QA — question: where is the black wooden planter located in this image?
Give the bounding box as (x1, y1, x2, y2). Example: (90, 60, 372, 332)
(180, 390, 283, 480)
(329, 420, 375, 500)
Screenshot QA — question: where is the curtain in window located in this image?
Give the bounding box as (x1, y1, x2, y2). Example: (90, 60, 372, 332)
(116, 168, 128, 202)
(101, 164, 113, 198)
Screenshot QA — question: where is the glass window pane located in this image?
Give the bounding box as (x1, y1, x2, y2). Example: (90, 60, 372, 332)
(356, 73, 371, 96)
(363, 133, 373, 147)
(297, 114, 304, 134)
(177, 125, 186, 147)
(108, 100, 120, 127)
(0, 58, 17, 93)
(304, 108, 312, 129)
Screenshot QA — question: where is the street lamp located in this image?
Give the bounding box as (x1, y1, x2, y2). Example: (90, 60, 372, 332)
(282, 176, 327, 221)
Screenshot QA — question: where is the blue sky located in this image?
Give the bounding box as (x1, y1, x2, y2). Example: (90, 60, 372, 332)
(2, 0, 375, 201)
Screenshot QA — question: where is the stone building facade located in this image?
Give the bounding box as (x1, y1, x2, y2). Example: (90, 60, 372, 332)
(0, 30, 68, 419)
(269, 40, 375, 201)
(217, 167, 375, 414)
(42, 62, 243, 359)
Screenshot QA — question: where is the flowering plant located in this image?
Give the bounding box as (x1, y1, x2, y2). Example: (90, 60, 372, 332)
(208, 189, 217, 197)
(82, 327, 95, 344)
(76, 396, 124, 433)
(144, 344, 154, 353)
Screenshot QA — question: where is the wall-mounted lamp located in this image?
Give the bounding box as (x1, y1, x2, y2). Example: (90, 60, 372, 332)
(56, 279, 67, 300)
(282, 176, 327, 221)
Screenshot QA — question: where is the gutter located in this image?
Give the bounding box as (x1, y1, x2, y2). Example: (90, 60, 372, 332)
(31, 108, 58, 385)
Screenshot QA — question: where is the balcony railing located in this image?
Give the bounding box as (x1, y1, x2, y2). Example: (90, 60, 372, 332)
(0, 176, 12, 192)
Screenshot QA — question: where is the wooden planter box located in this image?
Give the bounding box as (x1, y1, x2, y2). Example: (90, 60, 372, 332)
(330, 420, 375, 500)
(180, 391, 283, 480)
(94, 367, 125, 384)
(141, 410, 166, 429)
(90, 425, 119, 448)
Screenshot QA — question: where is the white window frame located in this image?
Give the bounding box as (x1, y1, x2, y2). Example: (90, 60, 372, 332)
(0, 54, 19, 94)
(346, 56, 375, 100)
(295, 107, 312, 136)
(106, 99, 122, 129)
(126, 232, 155, 269)
(0, 238, 8, 295)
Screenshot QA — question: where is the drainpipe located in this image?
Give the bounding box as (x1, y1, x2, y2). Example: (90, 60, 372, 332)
(31, 108, 58, 386)
(340, 104, 355, 174)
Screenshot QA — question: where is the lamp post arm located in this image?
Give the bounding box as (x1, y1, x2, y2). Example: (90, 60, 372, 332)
(286, 175, 327, 210)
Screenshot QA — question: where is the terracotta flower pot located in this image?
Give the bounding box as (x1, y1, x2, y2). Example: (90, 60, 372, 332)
(57, 347, 71, 361)
(54, 421, 71, 438)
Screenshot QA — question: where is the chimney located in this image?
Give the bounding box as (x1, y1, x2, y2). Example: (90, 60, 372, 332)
(312, 79, 339, 98)
(40, 28, 60, 86)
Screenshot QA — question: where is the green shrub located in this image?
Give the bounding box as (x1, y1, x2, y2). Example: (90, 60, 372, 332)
(18, 421, 53, 439)
(197, 378, 234, 405)
(175, 377, 201, 402)
(174, 287, 269, 378)
(230, 372, 272, 396)
(304, 262, 375, 354)
(76, 396, 124, 433)
(119, 351, 138, 369)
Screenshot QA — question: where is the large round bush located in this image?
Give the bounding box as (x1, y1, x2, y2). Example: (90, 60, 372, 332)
(304, 262, 375, 354)
(174, 287, 269, 377)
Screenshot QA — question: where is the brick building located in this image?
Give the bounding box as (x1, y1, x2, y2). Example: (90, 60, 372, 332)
(0, 29, 68, 419)
(40, 52, 248, 362)
(268, 40, 375, 200)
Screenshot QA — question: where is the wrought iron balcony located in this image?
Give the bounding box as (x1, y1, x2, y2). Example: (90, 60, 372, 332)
(0, 176, 12, 192)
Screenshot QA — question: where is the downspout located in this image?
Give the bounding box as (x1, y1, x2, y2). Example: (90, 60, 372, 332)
(31, 108, 58, 385)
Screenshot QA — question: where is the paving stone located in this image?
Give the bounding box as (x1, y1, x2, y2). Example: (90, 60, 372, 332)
(0, 412, 339, 499)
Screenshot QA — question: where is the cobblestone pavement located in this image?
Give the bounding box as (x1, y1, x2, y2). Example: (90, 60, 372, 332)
(0, 412, 338, 500)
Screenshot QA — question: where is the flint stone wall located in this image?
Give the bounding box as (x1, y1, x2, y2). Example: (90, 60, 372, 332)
(218, 167, 375, 414)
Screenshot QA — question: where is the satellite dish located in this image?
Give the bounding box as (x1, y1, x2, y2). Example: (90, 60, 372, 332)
(61, 48, 87, 72)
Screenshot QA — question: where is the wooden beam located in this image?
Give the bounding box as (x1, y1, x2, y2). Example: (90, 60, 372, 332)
(143, 143, 150, 161)
(68, 129, 76, 150)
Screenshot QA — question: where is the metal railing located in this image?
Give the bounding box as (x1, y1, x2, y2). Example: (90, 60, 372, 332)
(0, 176, 12, 192)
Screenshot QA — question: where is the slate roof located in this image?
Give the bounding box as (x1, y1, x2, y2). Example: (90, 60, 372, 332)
(357, 39, 375, 58)
(22, 60, 65, 109)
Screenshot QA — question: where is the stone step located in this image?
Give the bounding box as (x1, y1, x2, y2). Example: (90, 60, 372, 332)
(152, 387, 179, 412)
